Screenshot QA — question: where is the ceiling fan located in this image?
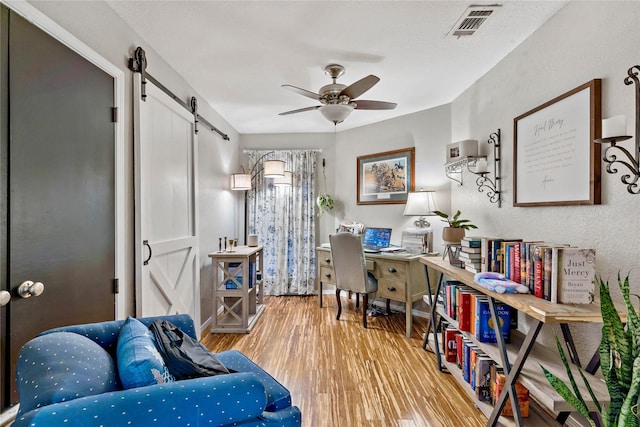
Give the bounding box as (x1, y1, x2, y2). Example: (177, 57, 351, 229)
(279, 64, 397, 125)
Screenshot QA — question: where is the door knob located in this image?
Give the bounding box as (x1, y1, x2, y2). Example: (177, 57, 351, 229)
(0, 290, 10, 306)
(17, 281, 45, 298)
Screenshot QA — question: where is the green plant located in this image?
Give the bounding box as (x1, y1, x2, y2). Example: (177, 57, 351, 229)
(541, 273, 640, 427)
(433, 210, 478, 230)
(316, 193, 334, 217)
(317, 161, 334, 217)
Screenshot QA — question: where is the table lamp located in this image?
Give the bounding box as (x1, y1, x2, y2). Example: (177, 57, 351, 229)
(403, 190, 437, 228)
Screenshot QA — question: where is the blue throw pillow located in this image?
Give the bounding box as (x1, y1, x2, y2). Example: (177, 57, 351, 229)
(16, 332, 119, 416)
(116, 316, 174, 389)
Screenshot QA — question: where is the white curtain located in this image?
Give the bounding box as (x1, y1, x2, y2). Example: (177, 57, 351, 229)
(247, 150, 318, 295)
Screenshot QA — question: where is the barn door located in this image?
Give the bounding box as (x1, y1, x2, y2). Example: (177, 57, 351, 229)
(0, 6, 116, 406)
(134, 76, 200, 331)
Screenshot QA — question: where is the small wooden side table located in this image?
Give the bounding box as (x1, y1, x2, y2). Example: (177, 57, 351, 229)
(209, 245, 264, 333)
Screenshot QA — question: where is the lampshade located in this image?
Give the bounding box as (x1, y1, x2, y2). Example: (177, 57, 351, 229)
(404, 191, 437, 216)
(263, 159, 285, 178)
(319, 103, 355, 125)
(273, 171, 292, 186)
(230, 173, 251, 191)
(404, 190, 438, 228)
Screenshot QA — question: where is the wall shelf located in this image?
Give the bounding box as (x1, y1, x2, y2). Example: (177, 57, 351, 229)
(445, 156, 484, 186)
(444, 129, 502, 207)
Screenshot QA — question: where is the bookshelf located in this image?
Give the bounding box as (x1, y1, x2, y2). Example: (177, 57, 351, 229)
(209, 246, 264, 333)
(420, 256, 609, 427)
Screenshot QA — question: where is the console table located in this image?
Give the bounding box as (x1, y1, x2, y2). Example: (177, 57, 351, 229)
(420, 256, 609, 427)
(209, 246, 264, 333)
(316, 246, 434, 337)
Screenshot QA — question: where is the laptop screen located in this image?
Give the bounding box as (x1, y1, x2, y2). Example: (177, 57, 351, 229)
(363, 227, 392, 248)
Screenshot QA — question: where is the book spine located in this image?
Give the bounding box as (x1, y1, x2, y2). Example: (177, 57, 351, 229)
(543, 247, 553, 301)
(533, 246, 544, 298)
(513, 242, 521, 284)
(480, 237, 489, 273)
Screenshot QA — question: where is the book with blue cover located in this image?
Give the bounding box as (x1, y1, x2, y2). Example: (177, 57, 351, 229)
(474, 297, 511, 343)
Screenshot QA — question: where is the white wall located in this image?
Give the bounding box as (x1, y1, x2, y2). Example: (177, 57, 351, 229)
(333, 106, 452, 251)
(450, 1, 640, 357)
(26, 0, 241, 324)
(241, 106, 451, 252)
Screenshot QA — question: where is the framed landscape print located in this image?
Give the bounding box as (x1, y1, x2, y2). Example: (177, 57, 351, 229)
(513, 79, 601, 207)
(357, 148, 415, 205)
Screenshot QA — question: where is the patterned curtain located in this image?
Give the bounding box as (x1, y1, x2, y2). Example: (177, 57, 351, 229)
(246, 150, 318, 295)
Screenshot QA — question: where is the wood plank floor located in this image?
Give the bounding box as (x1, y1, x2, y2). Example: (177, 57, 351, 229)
(202, 295, 487, 427)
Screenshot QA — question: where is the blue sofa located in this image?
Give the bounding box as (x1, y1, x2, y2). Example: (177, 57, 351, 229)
(13, 314, 301, 427)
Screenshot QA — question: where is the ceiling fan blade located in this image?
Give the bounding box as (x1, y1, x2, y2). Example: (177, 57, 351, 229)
(281, 84, 320, 101)
(340, 75, 380, 99)
(354, 100, 397, 110)
(278, 105, 321, 116)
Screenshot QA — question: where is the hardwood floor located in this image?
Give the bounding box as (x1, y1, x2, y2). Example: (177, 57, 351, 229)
(202, 295, 487, 427)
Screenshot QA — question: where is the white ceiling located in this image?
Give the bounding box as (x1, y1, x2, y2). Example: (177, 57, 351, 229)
(106, 1, 567, 135)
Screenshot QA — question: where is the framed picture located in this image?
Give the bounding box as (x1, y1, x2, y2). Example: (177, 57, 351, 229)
(513, 79, 601, 207)
(357, 148, 415, 205)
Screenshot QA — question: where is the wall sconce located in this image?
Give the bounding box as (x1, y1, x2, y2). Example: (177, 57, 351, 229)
(403, 190, 438, 227)
(466, 128, 502, 207)
(594, 65, 639, 194)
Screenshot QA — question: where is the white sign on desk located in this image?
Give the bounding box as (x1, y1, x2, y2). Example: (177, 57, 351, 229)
(514, 80, 601, 207)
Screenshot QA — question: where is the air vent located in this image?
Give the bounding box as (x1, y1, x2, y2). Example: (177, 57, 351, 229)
(448, 4, 502, 38)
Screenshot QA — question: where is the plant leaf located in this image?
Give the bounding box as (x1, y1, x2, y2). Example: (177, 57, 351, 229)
(618, 356, 640, 427)
(541, 364, 594, 423)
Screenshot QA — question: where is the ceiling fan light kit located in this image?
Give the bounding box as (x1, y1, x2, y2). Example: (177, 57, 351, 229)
(320, 104, 355, 125)
(280, 63, 397, 125)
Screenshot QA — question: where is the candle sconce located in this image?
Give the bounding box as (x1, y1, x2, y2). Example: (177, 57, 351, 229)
(594, 65, 639, 194)
(466, 128, 502, 207)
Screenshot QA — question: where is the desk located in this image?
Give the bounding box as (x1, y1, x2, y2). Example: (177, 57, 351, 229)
(316, 246, 432, 337)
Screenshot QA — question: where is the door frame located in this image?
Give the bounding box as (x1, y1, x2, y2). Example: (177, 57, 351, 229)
(1, 2, 125, 420)
(0, 0, 126, 319)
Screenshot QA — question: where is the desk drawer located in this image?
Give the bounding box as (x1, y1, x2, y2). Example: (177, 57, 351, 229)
(319, 266, 335, 285)
(376, 260, 408, 281)
(318, 253, 333, 267)
(378, 278, 406, 300)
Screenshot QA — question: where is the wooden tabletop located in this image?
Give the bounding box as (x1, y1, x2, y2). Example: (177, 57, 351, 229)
(208, 245, 262, 258)
(420, 255, 608, 324)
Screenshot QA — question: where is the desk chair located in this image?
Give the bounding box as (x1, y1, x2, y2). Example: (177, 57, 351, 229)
(329, 233, 378, 328)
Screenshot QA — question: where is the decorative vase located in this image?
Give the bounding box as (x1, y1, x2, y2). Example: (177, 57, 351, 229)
(442, 227, 465, 244)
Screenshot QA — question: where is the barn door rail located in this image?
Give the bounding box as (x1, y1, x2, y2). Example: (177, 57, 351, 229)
(128, 46, 230, 141)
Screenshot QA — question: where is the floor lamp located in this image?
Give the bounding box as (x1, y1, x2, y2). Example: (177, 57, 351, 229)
(230, 152, 292, 244)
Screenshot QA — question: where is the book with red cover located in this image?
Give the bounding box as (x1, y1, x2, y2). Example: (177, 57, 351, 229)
(532, 244, 545, 298)
(457, 290, 473, 332)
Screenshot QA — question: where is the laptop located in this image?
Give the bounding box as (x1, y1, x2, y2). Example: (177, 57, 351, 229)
(362, 227, 392, 253)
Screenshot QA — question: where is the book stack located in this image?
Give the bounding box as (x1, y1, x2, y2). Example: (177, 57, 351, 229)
(442, 282, 512, 342)
(476, 236, 597, 304)
(490, 365, 530, 417)
(459, 236, 482, 273)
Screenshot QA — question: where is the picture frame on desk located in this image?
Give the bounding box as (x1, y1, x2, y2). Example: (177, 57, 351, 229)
(356, 147, 415, 205)
(513, 79, 601, 207)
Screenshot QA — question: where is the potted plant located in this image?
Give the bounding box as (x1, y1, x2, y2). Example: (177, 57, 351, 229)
(541, 273, 640, 427)
(317, 159, 335, 217)
(433, 210, 478, 244)
(316, 193, 334, 217)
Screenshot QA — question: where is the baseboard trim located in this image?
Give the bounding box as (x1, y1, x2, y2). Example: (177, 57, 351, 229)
(0, 405, 18, 426)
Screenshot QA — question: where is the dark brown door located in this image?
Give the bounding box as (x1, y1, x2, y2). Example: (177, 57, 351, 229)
(0, 6, 116, 407)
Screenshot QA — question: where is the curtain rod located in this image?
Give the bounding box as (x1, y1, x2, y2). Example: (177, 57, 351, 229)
(128, 47, 229, 141)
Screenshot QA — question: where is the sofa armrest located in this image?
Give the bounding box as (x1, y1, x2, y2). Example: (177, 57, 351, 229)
(13, 372, 267, 427)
